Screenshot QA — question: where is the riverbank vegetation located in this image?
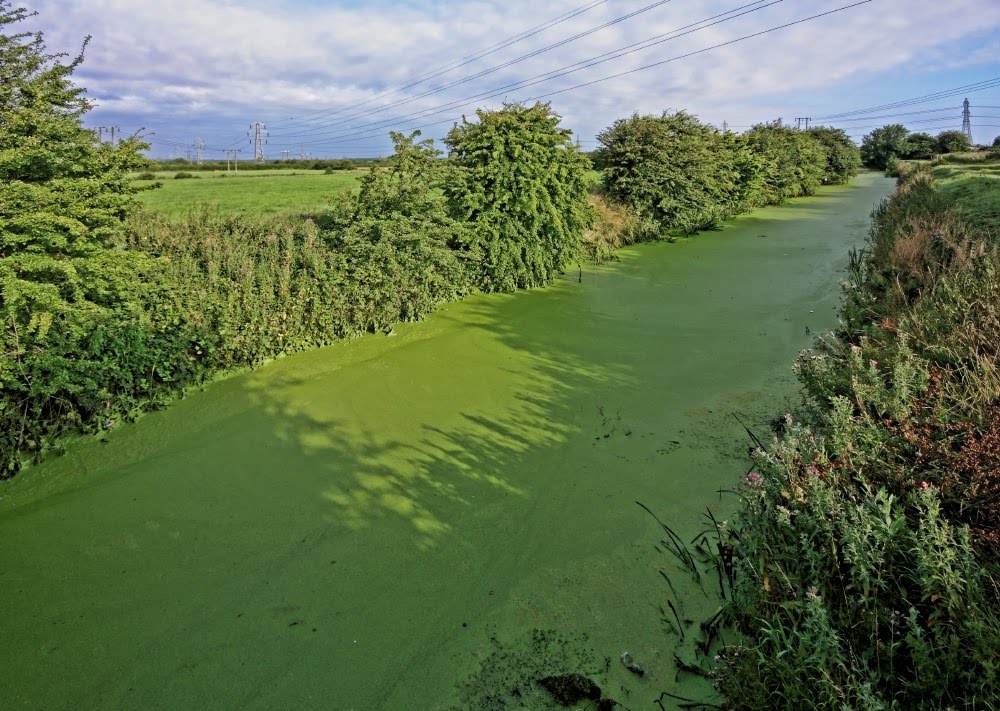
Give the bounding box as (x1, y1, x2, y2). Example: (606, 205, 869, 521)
(714, 154, 1000, 708)
(0, 3, 863, 476)
(860, 123, 977, 170)
(592, 112, 859, 244)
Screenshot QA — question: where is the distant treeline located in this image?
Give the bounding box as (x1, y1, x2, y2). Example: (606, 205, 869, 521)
(147, 157, 389, 172)
(586, 112, 860, 257)
(859, 124, 980, 170)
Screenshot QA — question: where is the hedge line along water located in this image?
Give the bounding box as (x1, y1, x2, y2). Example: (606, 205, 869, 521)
(0, 173, 894, 710)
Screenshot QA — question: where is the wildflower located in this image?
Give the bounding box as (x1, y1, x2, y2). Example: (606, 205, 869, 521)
(851, 344, 862, 354)
(746, 471, 764, 489)
(807, 586, 819, 597)
(920, 481, 929, 489)
(869, 359, 878, 367)
(807, 464, 819, 475)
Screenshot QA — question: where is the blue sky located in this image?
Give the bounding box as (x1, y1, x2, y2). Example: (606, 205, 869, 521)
(24, 0, 1000, 159)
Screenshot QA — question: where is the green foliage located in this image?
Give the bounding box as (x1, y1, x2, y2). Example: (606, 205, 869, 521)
(444, 102, 593, 291)
(595, 111, 767, 236)
(716, 156, 1000, 709)
(861, 124, 910, 169)
(807, 125, 863, 184)
(0, 2, 153, 474)
(173, 171, 195, 179)
(936, 130, 972, 155)
(902, 132, 936, 160)
(743, 120, 827, 203)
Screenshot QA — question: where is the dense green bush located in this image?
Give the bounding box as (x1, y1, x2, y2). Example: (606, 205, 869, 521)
(807, 126, 863, 184)
(0, 1, 153, 474)
(595, 111, 765, 236)
(862, 124, 911, 169)
(902, 132, 936, 160)
(444, 102, 593, 291)
(743, 120, 827, 203)
(936, 130, 972, 155)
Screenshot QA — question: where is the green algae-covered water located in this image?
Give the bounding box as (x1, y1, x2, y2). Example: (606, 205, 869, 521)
(0, 174, 894, 710)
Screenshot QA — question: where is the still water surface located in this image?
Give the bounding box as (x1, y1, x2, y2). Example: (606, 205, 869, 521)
(0, 173, 894, 710)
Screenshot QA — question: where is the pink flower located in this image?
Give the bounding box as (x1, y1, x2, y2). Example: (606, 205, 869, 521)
(920, 481, 929, 489)
(869, 359, 878, 367)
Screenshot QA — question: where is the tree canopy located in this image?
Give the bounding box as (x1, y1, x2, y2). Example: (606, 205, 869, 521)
(444, 102, 593, 291)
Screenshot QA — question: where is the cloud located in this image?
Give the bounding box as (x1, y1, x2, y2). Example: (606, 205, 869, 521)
(24, 0, 1000, 156)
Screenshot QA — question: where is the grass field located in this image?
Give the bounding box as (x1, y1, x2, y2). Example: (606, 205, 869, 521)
(134, 169, 366, 218)
(927, 152, 1000, 234)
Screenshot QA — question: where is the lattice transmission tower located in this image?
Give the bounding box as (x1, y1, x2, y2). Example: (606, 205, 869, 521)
(249, 122, 268, 163)
(962, 98, 972, 142)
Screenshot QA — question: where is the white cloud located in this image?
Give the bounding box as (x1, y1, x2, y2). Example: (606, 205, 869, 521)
(25, 0, 1000, 156)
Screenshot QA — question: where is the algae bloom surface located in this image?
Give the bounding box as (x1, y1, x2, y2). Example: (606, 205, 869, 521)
(0, 173, 895, 710)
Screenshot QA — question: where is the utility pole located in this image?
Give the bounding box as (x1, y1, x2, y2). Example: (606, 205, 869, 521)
(249, 122, 267, 163)
(281, 149, 290, 161)
(795, 117, 811, 130)
(234, 148, 240, 173)
(299, 144, 307, 161)
(195, 139, 205, 166)
(962, 98, 972, 143)
(109, 126, 120, 145)
(94, 126, 108, 142)
(722, 120, 728, 133)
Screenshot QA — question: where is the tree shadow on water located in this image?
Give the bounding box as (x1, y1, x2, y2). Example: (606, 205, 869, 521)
(239, 293, 632, 551)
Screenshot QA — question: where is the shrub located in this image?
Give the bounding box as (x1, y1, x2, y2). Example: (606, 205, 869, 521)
(861, 124, 910, 169)
(444, 102, 593, 291)
(137, 171, 157, 180)
(174, 171, 195, 179)
(744, 120, 827, 203)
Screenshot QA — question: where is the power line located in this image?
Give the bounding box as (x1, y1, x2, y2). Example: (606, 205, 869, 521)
(268, 0, 612, 131)
(273, 0, 685, 137)
(277, 1, 873, 155)
(816, 76, 1000, 120)
(269, 0, 785, 148)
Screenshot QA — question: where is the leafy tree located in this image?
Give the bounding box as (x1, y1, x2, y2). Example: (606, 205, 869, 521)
(807, 126, 862, 184)
(993, 135, 1000, 147)
(902, 132, 936, 160)
(444, 102, 593, 291)
(935, 130, 971, 154)
(0, 2, 150, 472)
(744, 120, 826, 204)
(596, 111, 766, 235)
(860, 124, 909, 169)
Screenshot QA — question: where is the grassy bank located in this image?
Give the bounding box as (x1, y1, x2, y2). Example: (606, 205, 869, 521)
(134, 170, 366, 218)
(715, 154, 1000, 708)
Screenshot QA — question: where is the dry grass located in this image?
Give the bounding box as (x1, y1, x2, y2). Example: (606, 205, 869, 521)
(582, 193, 642, 263)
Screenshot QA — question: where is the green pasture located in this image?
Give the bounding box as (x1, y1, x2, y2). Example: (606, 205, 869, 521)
(928, 153, 1000, 234)
(133, 169, 366, 218)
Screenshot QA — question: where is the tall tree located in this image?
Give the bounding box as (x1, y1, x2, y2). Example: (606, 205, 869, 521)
(860, 124, 909, 169)
(0, 2, 150, 473)
(744, 120, 827, 203)
(444, 103, 592, 291)
(935, 130, 972, 154)
(807, 126, 862, 184)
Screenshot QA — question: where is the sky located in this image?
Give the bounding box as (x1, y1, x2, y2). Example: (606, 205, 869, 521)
(22, 0, 1000, 159)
